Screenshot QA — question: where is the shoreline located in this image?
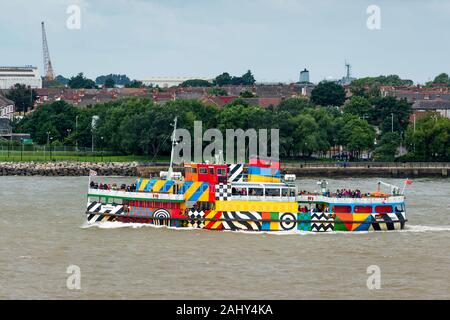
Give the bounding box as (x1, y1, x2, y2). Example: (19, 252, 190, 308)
(1, 161, 449, 177)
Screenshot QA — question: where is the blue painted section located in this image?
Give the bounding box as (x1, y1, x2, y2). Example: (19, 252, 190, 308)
(160, 180, 174, 192)
(188, 182, 209, 202)
(248, 166, 281, 177)
(178, 181, 193, 194)
(144, 180, 157, 192)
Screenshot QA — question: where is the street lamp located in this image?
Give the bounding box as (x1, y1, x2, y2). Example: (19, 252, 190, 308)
(100, 136, 104, 162)
(75, 115, 79, 152)
(20, 138, 24, 161)
(45, 131, 50, 161)
(391, 113, 394, 133)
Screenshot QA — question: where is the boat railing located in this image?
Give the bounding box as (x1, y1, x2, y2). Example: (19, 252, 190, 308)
(297, 195, 404, 204)
(230, 195, 297, 202)
(88, 188, 185, 201)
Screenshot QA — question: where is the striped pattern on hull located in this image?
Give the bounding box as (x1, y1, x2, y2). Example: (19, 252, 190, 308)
(87, 202, 124, 215)
(227, 164, 244, 182)
(222, 211, 262, 231)
(370, 212, 406, 231)
(86, 214, 118, 224)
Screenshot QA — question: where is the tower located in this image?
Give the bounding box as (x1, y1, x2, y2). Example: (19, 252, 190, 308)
(299, 68, 310, 83)
(345, 61, 351, 80)
(41, 22, 55, 81)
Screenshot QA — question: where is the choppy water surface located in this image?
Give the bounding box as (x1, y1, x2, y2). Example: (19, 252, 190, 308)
(0, 176, 449, 299)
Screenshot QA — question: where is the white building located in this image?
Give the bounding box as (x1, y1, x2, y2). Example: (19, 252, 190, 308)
(0, 95, 15, 119)
(140, 77, 212, 88)
(0, 66, 42, 89)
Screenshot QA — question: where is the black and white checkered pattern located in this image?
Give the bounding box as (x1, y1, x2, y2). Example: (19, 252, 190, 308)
(215, 183, 232, 200)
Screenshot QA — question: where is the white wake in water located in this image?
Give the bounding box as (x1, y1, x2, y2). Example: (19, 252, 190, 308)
(81, 222, 450, 234)
(401, 225, 450, 233)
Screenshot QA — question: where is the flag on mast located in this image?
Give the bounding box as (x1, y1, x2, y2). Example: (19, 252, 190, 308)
(405, 179, 413, 185)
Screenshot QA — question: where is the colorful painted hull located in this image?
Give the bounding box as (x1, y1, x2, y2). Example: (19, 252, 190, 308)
(85, 201, 407, 232)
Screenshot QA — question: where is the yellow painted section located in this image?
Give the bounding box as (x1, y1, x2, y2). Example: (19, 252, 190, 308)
(184, 182, 202, 201)
(248, 175, 281, 183)
(352, 214, 371, 231)
(216, 201, 297, 213)
(152, 180, 166, 192)
(138, 179, 149, 192)
(198, 189, 209, 202)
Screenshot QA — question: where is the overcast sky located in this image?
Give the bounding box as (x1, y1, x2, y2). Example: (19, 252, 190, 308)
(1, 0, 449, 83)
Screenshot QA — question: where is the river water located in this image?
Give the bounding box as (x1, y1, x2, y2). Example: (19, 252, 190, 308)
(0, 176, 449, 299)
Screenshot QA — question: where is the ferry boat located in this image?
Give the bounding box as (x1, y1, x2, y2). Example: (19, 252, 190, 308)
(85, 122, 408, 233)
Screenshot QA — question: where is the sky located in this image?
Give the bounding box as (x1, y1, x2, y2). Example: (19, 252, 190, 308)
(0, 0, 449, 84)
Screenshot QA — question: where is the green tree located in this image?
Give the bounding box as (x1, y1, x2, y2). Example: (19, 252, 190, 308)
(374, 132, 400, 161)
(181, 79, 212, 87)
(405, 113, 450, 160)
(241, 70, 256, 85)
(214, 73, 232, 86)
(371, 97, 412, 134)
(239, 90, 255, 98)
(310, 81, 346, 107)
(343, 96, 372, 120)
(275, 97, 313, 116)
(338, 115, 375, 159)
(68, 73, 97, 89)
(208, 88, 228, 96)
(430, 73, 449, 85)
(125, 80, 144, 88)
(104, 77, 116, 88)
(5, 84, 38, 114)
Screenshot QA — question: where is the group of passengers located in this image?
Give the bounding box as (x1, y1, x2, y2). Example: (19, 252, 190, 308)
(90, 181, 137, 192)
(333, 189, 362, 198)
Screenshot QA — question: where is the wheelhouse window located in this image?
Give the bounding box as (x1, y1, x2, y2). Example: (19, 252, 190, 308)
(199, 168, 207, 174)
(217, 168, 226, 176)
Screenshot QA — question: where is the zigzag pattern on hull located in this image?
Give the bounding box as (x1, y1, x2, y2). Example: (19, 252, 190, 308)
(311, 213, 335, 232)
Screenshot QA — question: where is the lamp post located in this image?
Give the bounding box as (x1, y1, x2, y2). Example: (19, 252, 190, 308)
(20, 138, 23, 161)
(66, 129, 71, 153)
(45, 131, 50, 161)
(100, 136, 104, 162)
(75, 115, 79, 152)
(391, 113, 394, 133)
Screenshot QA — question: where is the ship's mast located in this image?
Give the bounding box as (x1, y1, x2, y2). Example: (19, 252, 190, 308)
(167, 117, 177, 179)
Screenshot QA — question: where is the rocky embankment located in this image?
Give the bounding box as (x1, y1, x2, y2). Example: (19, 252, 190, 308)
(0, 162, 139, 176)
